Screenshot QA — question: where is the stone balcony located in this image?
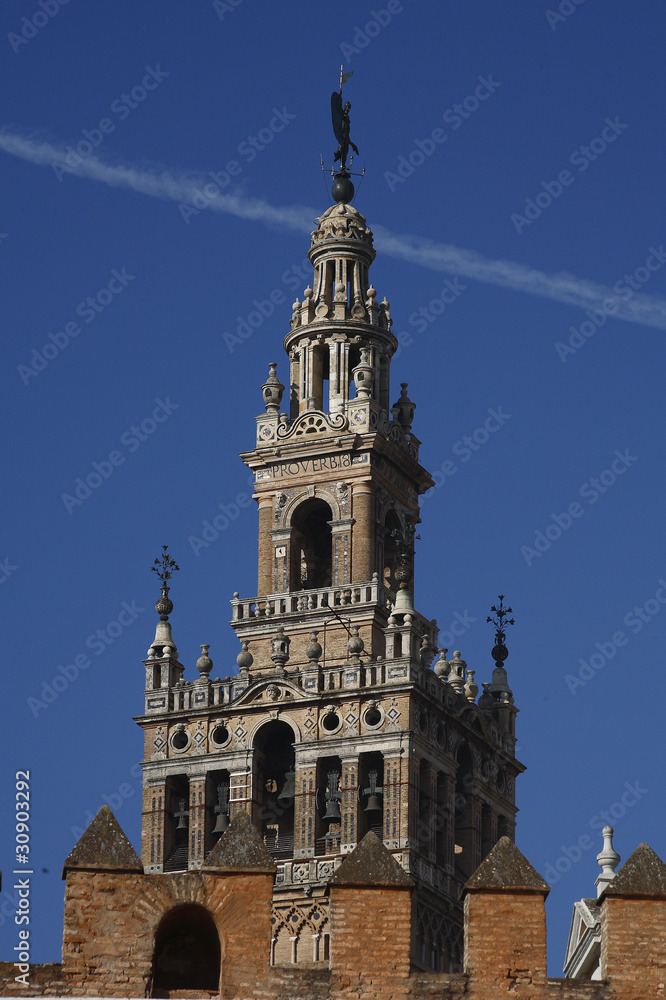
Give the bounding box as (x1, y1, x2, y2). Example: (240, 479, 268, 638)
(230, 578, 394, 622)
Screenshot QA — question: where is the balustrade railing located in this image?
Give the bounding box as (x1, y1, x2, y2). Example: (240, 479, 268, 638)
(231, 579, 393, 622)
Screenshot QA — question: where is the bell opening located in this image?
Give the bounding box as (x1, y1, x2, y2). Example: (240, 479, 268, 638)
(254, 720, 296, 859)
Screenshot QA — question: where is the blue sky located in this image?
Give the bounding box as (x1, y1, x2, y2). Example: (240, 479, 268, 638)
(1, 0, 665, 974)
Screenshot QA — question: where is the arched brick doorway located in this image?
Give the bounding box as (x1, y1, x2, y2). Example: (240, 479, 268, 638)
(151, 903, 220, 995)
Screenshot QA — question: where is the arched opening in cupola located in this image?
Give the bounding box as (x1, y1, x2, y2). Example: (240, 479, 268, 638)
(290, 498, 333, 590)
(382, 510, 403, 593)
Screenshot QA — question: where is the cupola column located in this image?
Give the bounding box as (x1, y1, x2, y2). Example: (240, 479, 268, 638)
(351, 482, 375, 582)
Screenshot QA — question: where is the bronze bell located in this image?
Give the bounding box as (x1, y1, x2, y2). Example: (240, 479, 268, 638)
(322, 770, 342, 822)
(212, 781, 230, 835)
(212, 810, 229, 835)
(363, 770, 383, 814)
(174, 797, 189, 830)
(323, 798, 341, 821)
(277, 767, 296, 806)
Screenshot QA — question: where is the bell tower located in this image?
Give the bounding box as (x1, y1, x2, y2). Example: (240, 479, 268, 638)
(236, 186, 434, 673)
(135, 94, 524, 972)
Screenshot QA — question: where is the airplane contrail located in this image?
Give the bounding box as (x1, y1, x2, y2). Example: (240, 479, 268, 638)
(2, 128, 665, 330)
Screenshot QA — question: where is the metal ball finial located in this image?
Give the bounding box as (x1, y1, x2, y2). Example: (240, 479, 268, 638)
(332, 171, 355, 204)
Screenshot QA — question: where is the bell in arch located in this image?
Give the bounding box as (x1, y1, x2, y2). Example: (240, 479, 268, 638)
(277, 767, 296, 807)
(174, 797, 189, 830)
(212, 782, 230, 836)
(363, 770, 383, 815)
(322, 770, 342, 822)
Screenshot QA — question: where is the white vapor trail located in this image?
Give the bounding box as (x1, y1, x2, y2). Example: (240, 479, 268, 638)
(2, 128, 666, 330)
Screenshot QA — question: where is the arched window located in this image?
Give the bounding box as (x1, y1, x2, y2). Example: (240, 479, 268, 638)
(454, 744, 477, 880)
(254, 720, 296, 859)
(164, 774, 189, 872)
(152, 904, 220, 994)
(481, 802, 494, 859)
(435, 772, 449, 869)
(290, 499, 333, 590)
(358, 751, 384, 841)
(382, 511, 403, 592)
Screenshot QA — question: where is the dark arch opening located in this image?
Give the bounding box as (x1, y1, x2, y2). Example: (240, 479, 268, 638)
(454, 744, 477, 880)
(290, 498, 333, 590)
(152, 904, 220, 995)
(254, 720, 296, 858)
(382, 510, 402, 593)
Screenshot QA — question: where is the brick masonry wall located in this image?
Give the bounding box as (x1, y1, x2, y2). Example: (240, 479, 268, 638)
(329, 886, 412, 1000)
(600, 897, 666, 997)
(464, 890, 548, 996)
(59, 868, 274, 998)
(1, 878, 664, 999)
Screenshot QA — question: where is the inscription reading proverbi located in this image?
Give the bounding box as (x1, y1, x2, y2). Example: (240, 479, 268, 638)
(266, 454, 368, 479)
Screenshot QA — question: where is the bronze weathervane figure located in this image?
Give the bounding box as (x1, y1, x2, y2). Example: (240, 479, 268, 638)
(331, 66, 359, 172)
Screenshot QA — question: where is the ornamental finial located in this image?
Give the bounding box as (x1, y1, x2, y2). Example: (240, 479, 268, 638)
(151, 545, 180, 621)
(487, 595, 515, 667)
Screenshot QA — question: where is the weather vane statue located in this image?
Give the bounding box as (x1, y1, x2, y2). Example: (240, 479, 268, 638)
(327, 66, 363, 204)
(331, 66, 359, 172)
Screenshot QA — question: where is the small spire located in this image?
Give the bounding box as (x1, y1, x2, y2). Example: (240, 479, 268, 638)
(148, 546, 180, 659)
(236, 639, 253, 674)
(151, 545, 179, 622)
(487, 595, 514, 700)
(434, 648, 450, 680)
(196, 644, 213, 681)
(347, 624, 365, 665)
(391, 383, 415, 431)
(448, 651, 466, 695)
(596, 825, 620, 897)
(270, 626, 290, 672)
(391, 520, 416, 610)
(261, 362, 285, 413)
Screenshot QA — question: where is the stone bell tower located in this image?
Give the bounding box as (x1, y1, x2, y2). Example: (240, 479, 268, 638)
(135, 161, 524, 971)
